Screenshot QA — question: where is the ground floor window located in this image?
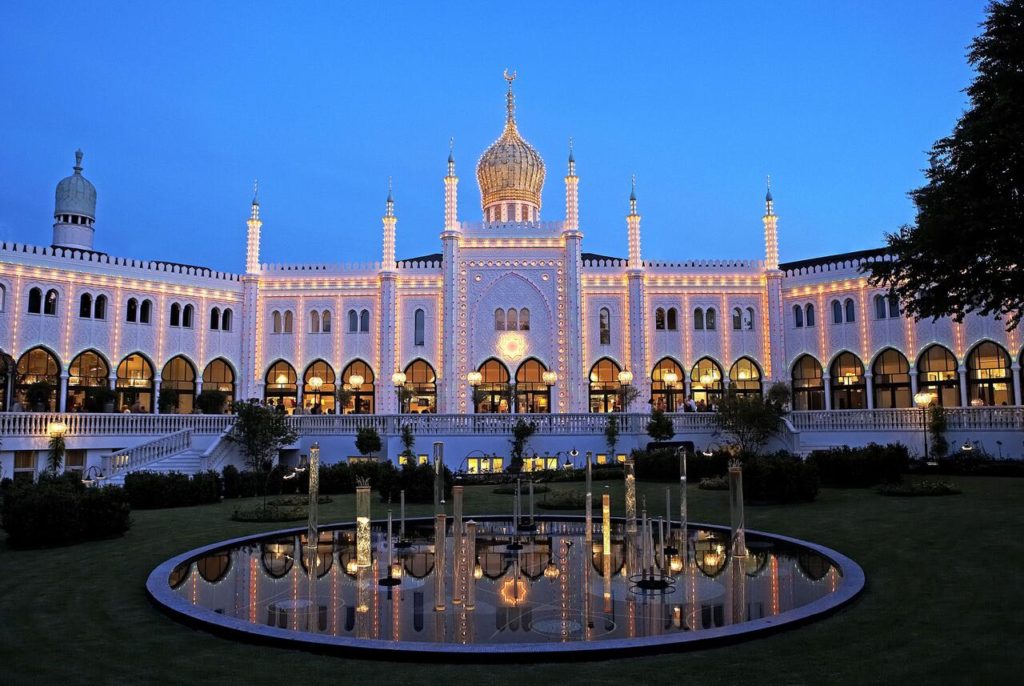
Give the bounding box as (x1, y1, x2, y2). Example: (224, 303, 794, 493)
(466, 456, 504, 473)
(588, 358, 622, 413)
(14, 451, 36, 483)
(264, 360, 298, 413)
(161, 356, 197, 414)
(116, 353, 154, 412)
(792, 355, 825, 411)
(65, 449, 86, 475)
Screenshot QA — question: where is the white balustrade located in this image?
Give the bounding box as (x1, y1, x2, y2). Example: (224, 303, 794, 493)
(0, 412, 233, 437)
(790, 407, 1024, 432)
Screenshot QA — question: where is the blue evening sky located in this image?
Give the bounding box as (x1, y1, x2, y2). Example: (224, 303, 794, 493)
(0, 1, 986, 272)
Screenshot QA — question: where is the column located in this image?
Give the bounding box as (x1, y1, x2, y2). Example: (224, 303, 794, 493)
(823, 374, 832, 410)
(58, 372, 68, 412)
(154, 378, 162, 414)
(865, 374, 874, 409)
(1012, 364, 1021, 406)
(909, 366, 919, 397)
(958, 369, 969, 407)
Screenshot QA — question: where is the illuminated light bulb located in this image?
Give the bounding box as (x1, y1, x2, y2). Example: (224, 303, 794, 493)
(467, 371, 482, 387)
(308, 376, 323, 390)
(662, 371, 678, 387)
(617, 370, 633, 385)
(348, 374, 364, 389)
(541, 370, 558, 385)
(391, 371, 406, 386)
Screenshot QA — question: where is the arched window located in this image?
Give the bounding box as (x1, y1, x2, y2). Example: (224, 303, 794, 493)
(793, 304, 804, 328)
(667, 308, 678, 331)
(792, 355, 825, 411)
(402, 360, 436, 414)
(320, 310, 330, 333)
(844, 298, 855, 323)
(874, 294, 887, 320)
(966, 342, 1013, 406)
(161, 356, 197, 413)
(474, 358, 511, 414)
(651, 357, 684, 411)
(599, 308, 610, 345)
(272, 310, 282, 334)
(690, 357, 723, 409)
(515, 358, 551, 413)
(830, 352, 866, 409)
(182, 304, 194, 328)
(303, 360, 336, 413)
(805, 304, 815, 327)
(832, 300, 843, 324)
(694, 308, 704, 331)
(202, 358, 235, 411)
(210, 307, 221, 331)
(94, 295, 106, 320)
(495, 308, 506, 331)
(888, 295, 900, 318)
(15, 347, 60, 410)
(79, 293, 93, 318)
(264, 360, 298, 412)
(221, 308, 232, 331)
(705, 308, 717, 331)
(310, 310, 320, 334)
(126, 298, 138, 322)
(655, 307, 666, 330)
(519, 308, 530, 331)
(414, 309, 425, 346)
(283, 310, 293, 334)
(68, 350, 110, 412)
(116, 353, 154, 412)
(44, 289, 58, 315)
(27, 287, 42, 314)
(359, 309, 369, 333)
(0, 283, 6, 312)
(745, 307, 755, 330)
(170, 303, 181, 327)
(917, 345, 960, 407)
(730, 357, 762, 397)
(732, 307, 742, 330)
(872, 349, 911, 408)
(140, 299, 152, 324)
(506, 308, 518, 331)
(348, 309, 358, 332)
(588, 358, 622, 413)
(341, 360, 375, 414)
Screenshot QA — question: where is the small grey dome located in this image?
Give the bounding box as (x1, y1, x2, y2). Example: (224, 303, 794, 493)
(54, 150, 96, 220)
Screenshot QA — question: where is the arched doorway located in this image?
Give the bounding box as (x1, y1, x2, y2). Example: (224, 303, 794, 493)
(474, 358, 511, 414)
(917, 345, 960, 407)
(68, 350, 111, 412)
(15, 347, 60, 411)
(690, 357, 723, 410)
(161, 356, 197, 414)
(791, 355, 824, 411)
(264, 360, 298, 413)
(651, 358, 684, 411)
(341, 360, 375, 414)
(588, 358, 622, 413)
(403, 360, 437, 414)
(830, 352, 866, 409)
(116, 353, 154, 412)
(872, 349, 911, 408)
(303, 360, 336, 414)
(201, 359, 235, 412)
(515, 358, 551, 413)
(729, 357, 763, 398)
(966, 342, 1013, 406)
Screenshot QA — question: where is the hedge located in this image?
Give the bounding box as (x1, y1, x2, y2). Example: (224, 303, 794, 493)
(123, 470, 222, 509)
(632, 448, 731, 482)
(741, 452, 820, 504)
(1, 474, 131, 548)
(806, 443, 908, 487)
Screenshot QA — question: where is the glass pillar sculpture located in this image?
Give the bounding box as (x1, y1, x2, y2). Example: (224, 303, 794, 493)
(464, 520, 477, 611)
(356, 479, 371, 568)
(728, 459, 747, 557)
(585, 451, 593, 544)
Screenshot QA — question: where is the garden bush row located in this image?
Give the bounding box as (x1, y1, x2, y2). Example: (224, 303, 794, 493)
(123, 471, 222, 509)
(0, 474, 131, 548)
(806, 443, 908, 487)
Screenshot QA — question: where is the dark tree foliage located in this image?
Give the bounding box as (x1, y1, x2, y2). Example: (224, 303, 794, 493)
(865, 1, 1024, 329)
(226, 399, 298, 472)
(646, 410, 675, 442)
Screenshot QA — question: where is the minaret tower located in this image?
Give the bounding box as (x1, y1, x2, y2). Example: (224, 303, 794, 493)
(445, 139, 458, 231)
(763, 175, 779, 271)
(565, 138, 579, 231)
(52, 149, 97, 250)
(441, 144, 462, 412)
(378, 180, 399, 413)
(562, 140, 585, 411)
(246, 181, 262, 274)
(625, 176, 649, 409)
(382, 177, 397, 268)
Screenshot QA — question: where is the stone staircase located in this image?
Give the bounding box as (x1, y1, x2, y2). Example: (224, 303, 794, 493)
(103, 427, 239, 485)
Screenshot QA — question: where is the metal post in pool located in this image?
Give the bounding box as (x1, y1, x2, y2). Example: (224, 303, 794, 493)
(728, 459, 746, 557)
(305, 442, 320, 627)
(465, 520, 477, 610)
(679, 446, 688, 562)
(585, 451, 593, 545)
(433, 441, 445, 513)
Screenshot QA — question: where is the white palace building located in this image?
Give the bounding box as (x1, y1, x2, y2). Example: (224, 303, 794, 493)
(1, 76, 1022, 481)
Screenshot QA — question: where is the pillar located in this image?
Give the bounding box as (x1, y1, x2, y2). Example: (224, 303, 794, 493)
(58, 372, 68, 412)
(865, 374, 874, 409)
(958, 369, 969, 407)
(1012, 364, 1021, 406)
(823, 374, 832, 410)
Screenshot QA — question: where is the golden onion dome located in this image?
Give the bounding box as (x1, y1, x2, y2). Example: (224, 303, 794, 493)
(476, 72, 545, 211)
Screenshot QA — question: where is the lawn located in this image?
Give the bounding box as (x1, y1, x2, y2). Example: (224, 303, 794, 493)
(1, 476, 1021, 685)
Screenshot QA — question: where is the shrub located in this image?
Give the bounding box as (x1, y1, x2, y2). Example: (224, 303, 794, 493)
(355, 427, 382, 457)
(878, 480, 961, 497)
(377, 462, 453, 504)
(741, 452, 819, 504)
(632, 448, 730, 482)
(806, 443, 908, 487)
(537, 488, 589, 510)
(646, 410, 675, 442)
(916, 456, 1024, 478)
(123, 470, 222, 509)
(1, 476, 131, 548)
(222, 465, 242, 499)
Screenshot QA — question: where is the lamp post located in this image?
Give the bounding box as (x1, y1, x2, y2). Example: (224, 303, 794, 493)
(47, 420, 68, 475)
(914, 391, 934, 460)
(82, 465, 105, 487)
(467, 371, 482, 412)
(392, 371, 407, 414)
(308, 375, 323, 412)
(617, 369, 633, 413)
(348, 374, 364, 414)
(662, 371, 678, 412)
(542, 370, 557, 414)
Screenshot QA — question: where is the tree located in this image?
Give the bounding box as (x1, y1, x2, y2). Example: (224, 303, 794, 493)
(646, 409, 675, 442)
(47, 432, 65, 475)
(865, 0, 1024, 329)
(355, 427, 382, 457)
(226, 399, 298, 474)
(508, 419, 536, 473)
(604, 415, 619, 456)
(400, 423, 415, 461)
(929, 405, 950, 458)
(714, 384, 789, 454)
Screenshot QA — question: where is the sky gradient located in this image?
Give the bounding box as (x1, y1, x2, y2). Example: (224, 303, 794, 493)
(0, 1, 988, 272)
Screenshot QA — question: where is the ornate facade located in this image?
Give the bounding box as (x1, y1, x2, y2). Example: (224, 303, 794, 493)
(2, 76, 1023, 429)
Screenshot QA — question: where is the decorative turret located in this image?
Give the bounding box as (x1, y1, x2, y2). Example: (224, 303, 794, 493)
(762, 175, 779, 270)
(627, 175, 642, 268)
(564, 138, 579, 232)
(476, 70, 545, 223)
(246, 181, 262, 274)
(382, 177, 396, 269)
(52, 149, 97, 250)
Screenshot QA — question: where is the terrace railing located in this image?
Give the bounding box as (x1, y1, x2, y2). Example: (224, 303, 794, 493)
(0, 412, 233, 437)
(789, 407, 1024, 432)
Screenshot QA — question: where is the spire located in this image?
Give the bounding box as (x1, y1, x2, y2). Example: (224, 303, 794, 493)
(503, 68, 517, 131)
(447, 137, 456, 176)
(765, 174, 774, 214)
(385, 176, 395, 216)
(567, 137, 575, 175)
(250, 179, 260, 219)
(627, 175, 642, 266)
(246, 181, 263, 274)
(762, 176, 779, 270)
(629, 174, 638, 212)
(74, 149, 83, 174)
(382, 177, 397, 268)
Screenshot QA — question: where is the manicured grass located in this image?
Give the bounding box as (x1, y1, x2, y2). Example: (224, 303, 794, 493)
(1, 476, 1022, 684)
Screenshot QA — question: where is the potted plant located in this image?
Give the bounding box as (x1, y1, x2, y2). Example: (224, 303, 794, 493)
(158, 387, 179, 414)
(355, 426, 382, 459)
(95, 386, 117, 413)
(26, 381, 54, 412)
(196, 390, 227, 415)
